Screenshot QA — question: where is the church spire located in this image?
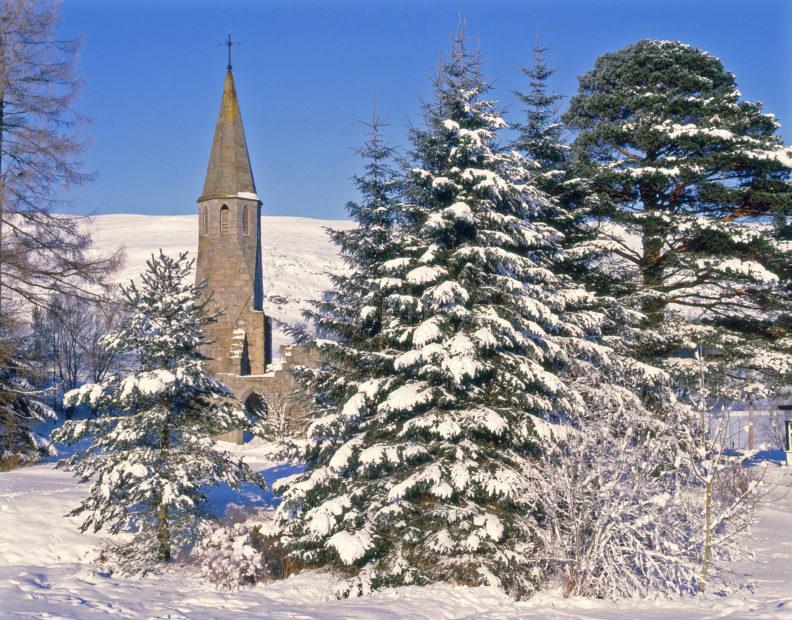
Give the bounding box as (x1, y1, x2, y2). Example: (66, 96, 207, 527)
(198, 66, 258, 202)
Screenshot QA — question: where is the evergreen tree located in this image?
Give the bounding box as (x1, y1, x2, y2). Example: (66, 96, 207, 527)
(513, 40, 568, 186)
(275, 32, 611, 598)
(54, 251, 265, 570)
(308, 109, 402, 348)
(561, 40, 792, 400)
(278, 110, 404, 460)
(0, 308, 54, 467)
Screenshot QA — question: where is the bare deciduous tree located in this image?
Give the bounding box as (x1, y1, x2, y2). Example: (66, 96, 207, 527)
(32, 293, 125, 415)
(260, 386, 306, 441)
(0, 0, 123, 313)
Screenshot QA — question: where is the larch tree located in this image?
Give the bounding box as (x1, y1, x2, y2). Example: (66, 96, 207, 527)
(0, 0, 122, 312)
(274, 31, 617, 598)
(0, 0, 121, 464)
(561, 39, 792, 401)
(54, 252, 265, 571)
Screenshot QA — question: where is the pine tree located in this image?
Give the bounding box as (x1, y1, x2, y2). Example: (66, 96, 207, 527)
(274, 32, 614, 598)
(561, 40, 792, 400)
(53, 251, 265, 570)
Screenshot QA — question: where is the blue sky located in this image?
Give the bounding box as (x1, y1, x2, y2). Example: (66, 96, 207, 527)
(60, 0, 791, 220)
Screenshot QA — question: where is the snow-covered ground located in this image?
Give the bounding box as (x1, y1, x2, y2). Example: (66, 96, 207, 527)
(89, 213, 352, 355)
(2, 442, 791, 619)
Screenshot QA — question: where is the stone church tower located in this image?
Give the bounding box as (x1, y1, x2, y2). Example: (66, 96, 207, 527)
(196, 63, 272, 428)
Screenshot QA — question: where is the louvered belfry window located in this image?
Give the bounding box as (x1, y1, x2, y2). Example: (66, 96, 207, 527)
(220, 205, 229, 235)
(242, 205, 250, 235)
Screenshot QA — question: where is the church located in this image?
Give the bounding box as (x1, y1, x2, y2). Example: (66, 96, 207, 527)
(194, 50, 312, 443)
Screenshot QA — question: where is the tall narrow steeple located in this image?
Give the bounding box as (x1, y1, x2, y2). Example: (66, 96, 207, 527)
(196, 63, 270, 382)
(199, 68, 258, 202)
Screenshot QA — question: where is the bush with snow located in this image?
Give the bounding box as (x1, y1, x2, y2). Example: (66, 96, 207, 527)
(530, 408, 702, 598)
(530, 355, 760, 599)
(195, 512, 282, 591)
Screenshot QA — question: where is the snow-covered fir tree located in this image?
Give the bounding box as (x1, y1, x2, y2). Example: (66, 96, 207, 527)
(0, 310, 54, 467)
(307, 110, 402, 349)
(54, 251, 265, 570)
(511, 40, 630, 359)
(512, 39, 568, 190)
(274, 32, 621, 598)
(277, 111, 405, 461)
(561, 40, 792, 401)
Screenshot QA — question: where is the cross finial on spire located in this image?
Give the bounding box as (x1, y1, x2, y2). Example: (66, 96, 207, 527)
(220, 32, 240, 71)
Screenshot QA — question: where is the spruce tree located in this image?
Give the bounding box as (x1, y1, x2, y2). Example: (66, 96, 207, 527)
(54, 252, 265, 570)
(513, 41, 621, 320)
(278, 111, 404, 456)
(561, 40, 792, 399)
(275, 33, 607, 598)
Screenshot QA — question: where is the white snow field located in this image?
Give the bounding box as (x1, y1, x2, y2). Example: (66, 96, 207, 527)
(1, 442, 792, 619)
(88, 213, 353, 355)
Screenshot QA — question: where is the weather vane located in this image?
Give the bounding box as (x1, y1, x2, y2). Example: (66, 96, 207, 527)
(220, 32, 240, 70)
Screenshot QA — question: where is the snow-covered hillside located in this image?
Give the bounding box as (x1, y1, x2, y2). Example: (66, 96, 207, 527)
(89, 213, 353, 354)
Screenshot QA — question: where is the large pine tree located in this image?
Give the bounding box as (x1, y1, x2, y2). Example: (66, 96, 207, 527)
(561, 40, 792, 399)
(274, 33, 618, 598)
(54, 252, 265, 570)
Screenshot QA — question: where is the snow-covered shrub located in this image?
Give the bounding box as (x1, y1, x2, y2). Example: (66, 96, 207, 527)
(197, 522, 268, 589)
(195, 510, 284, 590)
(529, 408, 703, 599)
(676, 348, 761, 585)
(530, 350, 761, 600)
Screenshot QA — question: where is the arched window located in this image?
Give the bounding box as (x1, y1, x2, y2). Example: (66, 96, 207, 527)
(219, 204, 229, 235)
(242, 205, 250, 235)
(202, 207, 209, 235)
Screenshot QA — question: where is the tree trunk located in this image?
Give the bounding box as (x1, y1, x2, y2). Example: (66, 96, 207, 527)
(157, 409, 171, 562)
(701, 477, 712, 587)
(157, 501, 171, 562)
(639, 182, 666, 328)
(0, 83, 5, 314)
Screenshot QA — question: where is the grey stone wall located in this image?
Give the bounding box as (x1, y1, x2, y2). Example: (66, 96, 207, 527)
(195, 196, 270, 376)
